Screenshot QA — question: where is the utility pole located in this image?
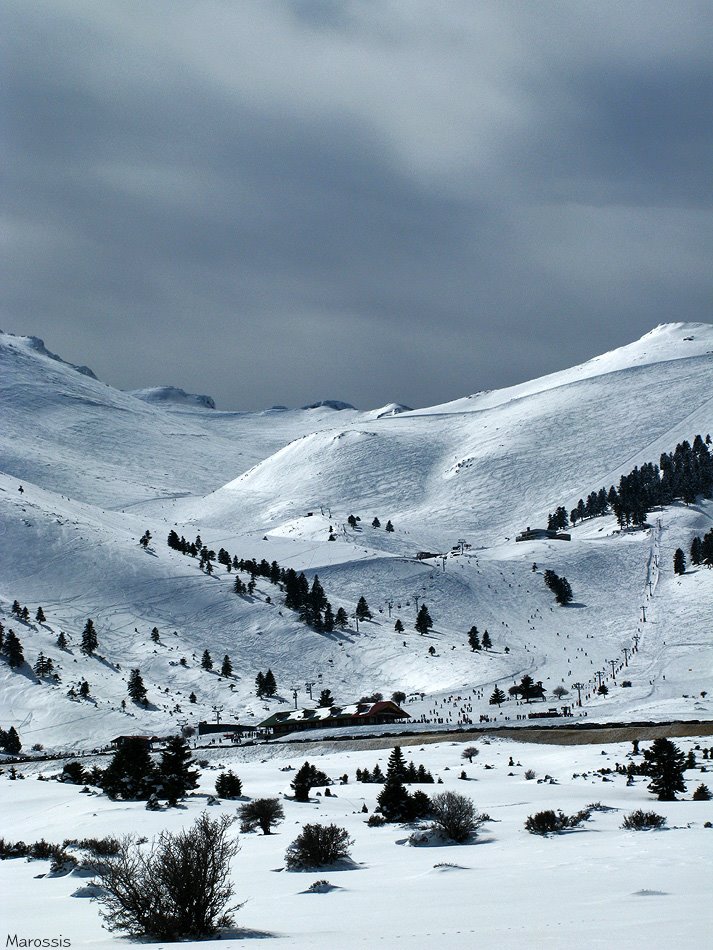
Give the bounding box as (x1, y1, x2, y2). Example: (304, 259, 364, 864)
(571, 682, 585, 706)
(354, 614, 360, 633)
(305, 681, 315, 701)
(212, 705, 223, 726)
(633, 633, 640, 650)
(594, 670, 605, 687)
(386, 599, 393, 619)
(622, 646, 631, 666)
(441, 556, 447, 572)
(291, 687, 299, 710)
(413, 593, 421, 610)
(640, 605, 647, 623)
(457, 538, 467, 555)
(607, 658, 617, 678)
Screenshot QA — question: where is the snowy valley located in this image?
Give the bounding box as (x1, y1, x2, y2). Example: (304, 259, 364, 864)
(1, 323, 712, 949)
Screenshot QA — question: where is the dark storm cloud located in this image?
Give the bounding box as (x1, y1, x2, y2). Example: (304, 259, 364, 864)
(2, 1, 711, 409)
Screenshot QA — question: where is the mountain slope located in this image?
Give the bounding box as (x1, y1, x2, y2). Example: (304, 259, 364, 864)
(1, 324, 711, 751)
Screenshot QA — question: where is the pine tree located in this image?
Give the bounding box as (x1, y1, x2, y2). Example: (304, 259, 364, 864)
(467, 626, 480, 651)
(11, 600, 21, 617)
(101, 738, 156, 800)
(376, 770, 412, 821)
(355, 596, 372, 621)
(79, 679, 90, 697)
(385, 520, 394, 532)
(35, 607, 46, 623)
(291, 762, 329, 802)
(318, 688, 334, 708)
(151, 627, 160, 643)
(255, 671, 266, 697)
(394, 618, 404, 633)
(128, 669, 148, 705)
(323, 602, 335, 632)
(157, 736, 199, 804)
(415, 604, 433, 635)
(20, 606, 30, 622)
(263, 669, 277, 697)
(673, 548, 686, 575)
(643, 738, 687, 801)
(3, 630, 24, 667)
(56, 631, 68, 650)
(372, 517, 381, 528)
(335, 607, 349, 629)
(221, 655, 233, 677)
(386, 746, 408, 780)
(489, 685, 506, 707)
(201, 650, 213, 671)
(234, 575, 246, 595)
(80, 619, 98, 656)
(189, 691, 197, 703)
(482, 630, 492, 650)
(4, 726, 22, 754)
(691, 536, 703, 565)
(34, 652, 54, 678)
(215, 770, 243, 798)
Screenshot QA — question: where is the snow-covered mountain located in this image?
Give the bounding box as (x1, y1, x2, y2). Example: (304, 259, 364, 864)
(1, 324, 711, 752)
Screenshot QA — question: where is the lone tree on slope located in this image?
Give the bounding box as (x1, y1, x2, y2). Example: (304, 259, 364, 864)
(355, 597, 372, 621)
(643, 738, 687, 801)
(127, 669, 148, 705)
(81, 618, 98, 656)
(415, 604, 433, 635)
(673, 548, 686, 575)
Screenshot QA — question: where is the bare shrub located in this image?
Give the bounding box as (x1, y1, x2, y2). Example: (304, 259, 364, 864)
(461, 746, 479, 763)
(284, 824, 353, 870)
(429, 791, 485, 843)
(94, 813, 241, 940)
(621, 809, 666, 830)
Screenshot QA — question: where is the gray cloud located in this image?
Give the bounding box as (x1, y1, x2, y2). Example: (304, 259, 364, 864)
(2, 0, 711, 409)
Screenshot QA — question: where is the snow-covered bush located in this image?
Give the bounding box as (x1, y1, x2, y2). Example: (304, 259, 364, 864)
(525, 808, 591, 835)
(621, 810, 666, 830)
(285, 823, 353, 870)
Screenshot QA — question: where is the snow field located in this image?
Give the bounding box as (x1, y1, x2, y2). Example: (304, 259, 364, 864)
(1, 734, 712, 949)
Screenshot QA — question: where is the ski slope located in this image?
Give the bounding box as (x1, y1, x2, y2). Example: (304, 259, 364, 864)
(0, 325, 712, 752)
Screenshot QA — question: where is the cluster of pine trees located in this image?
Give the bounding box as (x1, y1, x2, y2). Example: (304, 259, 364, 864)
(291, 761, 331, 801)
(0, 725, 22, 754)
(508, 674, 546, 702)
(0, 622, 24, 668)
(548, 434, 713, 531)
(255, 669, 277, 697)
(467, 626, 492, 651)
(375, 747, 432, 822)
(77, 735, 200, 804)
(543, 570, 573, 605)
(356, 757, 433, 784)
(168, 531, 357, 633)
(10, 600, 33, 622)
(689, 528, 713, 567)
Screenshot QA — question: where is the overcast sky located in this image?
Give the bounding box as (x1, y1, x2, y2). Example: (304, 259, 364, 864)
(2, 1, 711, 410)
